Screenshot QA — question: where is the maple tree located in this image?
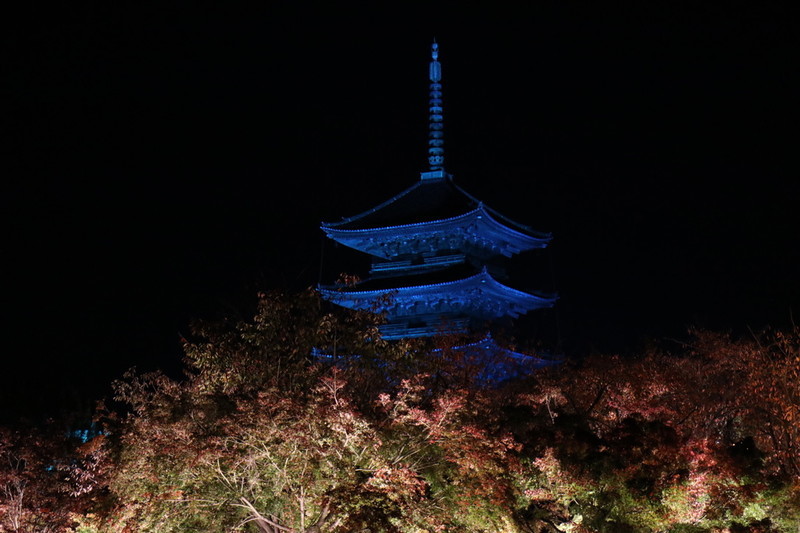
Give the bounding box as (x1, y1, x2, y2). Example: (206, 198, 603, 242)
(510, 327, 800, 532)
(0, 424, 103, 533)
(82, 291, 527, 532)
(95, 376, 524, 531)
(3, 289, 799, 531)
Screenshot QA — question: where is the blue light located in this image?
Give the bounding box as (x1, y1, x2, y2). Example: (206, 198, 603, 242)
(319, 269, 556, 339)
(323, 203, 550, 260)
(428, 41, 444, 171)
(318, 40, 557, 349)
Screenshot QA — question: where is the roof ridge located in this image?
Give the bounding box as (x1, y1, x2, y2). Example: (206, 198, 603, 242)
(451, 181, 551, 238)
(319, 268, 553, 302)
(322, 180, 425, 228)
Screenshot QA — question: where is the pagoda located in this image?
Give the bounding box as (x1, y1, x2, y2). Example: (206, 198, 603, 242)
(319, 42, 555, 347)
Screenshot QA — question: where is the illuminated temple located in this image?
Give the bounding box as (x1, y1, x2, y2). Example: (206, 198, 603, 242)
(319, 42, 556, 366)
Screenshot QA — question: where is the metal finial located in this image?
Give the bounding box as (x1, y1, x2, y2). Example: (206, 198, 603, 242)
(427, 40, 444, 172)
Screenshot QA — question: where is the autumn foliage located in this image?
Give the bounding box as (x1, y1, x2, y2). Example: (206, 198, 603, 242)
(1, 290, 798, 531)
(512, 328, 800, 531)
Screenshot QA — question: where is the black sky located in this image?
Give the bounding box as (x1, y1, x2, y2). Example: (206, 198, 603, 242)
(4, 3, 799, 422)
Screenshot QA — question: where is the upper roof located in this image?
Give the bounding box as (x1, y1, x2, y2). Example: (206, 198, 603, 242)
(322, 175, 550, 239)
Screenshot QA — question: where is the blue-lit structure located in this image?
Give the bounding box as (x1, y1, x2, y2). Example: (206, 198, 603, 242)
(320, 42, 555, 360)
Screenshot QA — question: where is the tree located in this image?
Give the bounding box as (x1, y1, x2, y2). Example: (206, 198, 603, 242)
(87, 291, 529, 532)
(29, 288, 799, 531)
(509, 328, 800, 532)
(0, 424, 100, 533)
(689, 328, 800, 479)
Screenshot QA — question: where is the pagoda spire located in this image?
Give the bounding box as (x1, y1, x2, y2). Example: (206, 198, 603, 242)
(422, 40, 446, 180)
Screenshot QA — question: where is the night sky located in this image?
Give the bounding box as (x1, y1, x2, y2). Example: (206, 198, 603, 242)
(4, 4, 798, 422)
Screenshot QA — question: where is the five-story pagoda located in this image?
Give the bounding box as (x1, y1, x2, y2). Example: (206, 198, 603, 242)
(319, 42, 555, 346)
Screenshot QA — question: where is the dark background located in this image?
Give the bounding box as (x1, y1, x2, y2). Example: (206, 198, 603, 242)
(4, 3, 798, 422)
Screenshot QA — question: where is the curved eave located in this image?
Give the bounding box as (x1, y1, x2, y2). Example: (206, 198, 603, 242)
(450, 182, 543, 236)
(318, 270, 556, 317)
(322, 205, 551, 259)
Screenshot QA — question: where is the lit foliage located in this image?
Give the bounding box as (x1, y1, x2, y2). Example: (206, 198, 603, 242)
(94, 379, 523, 531)
(88, 290, 526, 532)
(3, 291, 799, 531)
(513, 327, 800, 532)
(0, 425, 103, 532)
